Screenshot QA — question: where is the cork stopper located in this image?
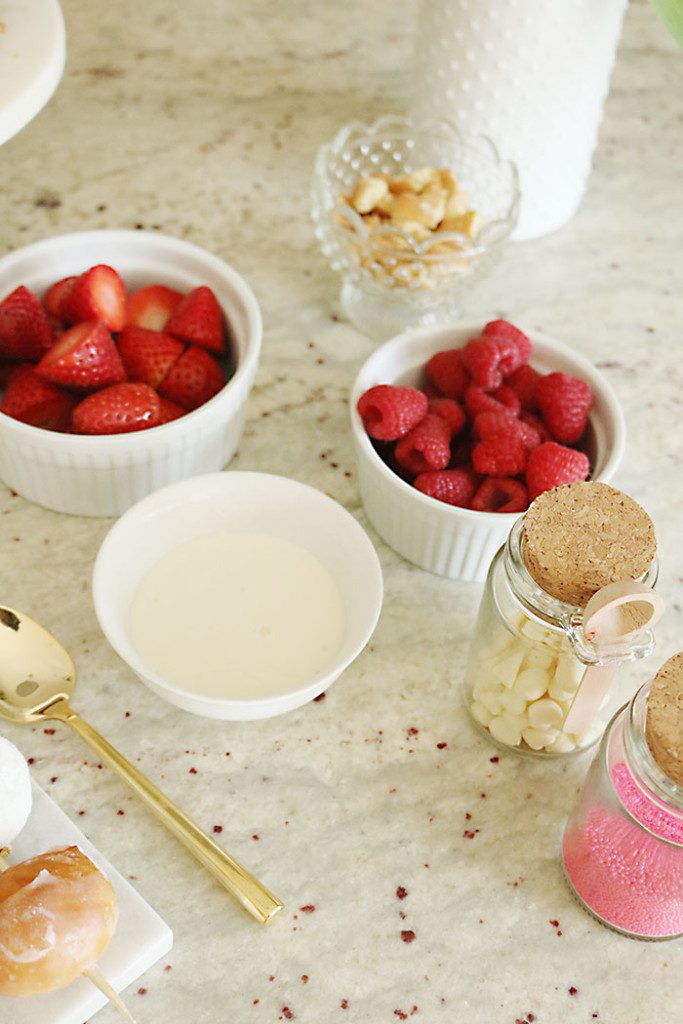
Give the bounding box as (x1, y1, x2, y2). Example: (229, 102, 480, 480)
(646, 653, 683, 787)
(522, 482, 656, 607)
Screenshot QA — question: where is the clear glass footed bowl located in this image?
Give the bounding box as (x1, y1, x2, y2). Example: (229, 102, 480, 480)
(311, 115, 520, 339)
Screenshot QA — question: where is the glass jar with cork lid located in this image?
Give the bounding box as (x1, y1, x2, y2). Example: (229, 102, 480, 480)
(463, 482, 662, 757)
(562, 652, 683, 939)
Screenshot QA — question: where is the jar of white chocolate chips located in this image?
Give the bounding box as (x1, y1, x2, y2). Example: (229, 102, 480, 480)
(463, 482, 661, 756)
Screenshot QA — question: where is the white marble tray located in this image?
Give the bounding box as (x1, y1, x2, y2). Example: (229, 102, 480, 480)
(0, 782, 173, 1024)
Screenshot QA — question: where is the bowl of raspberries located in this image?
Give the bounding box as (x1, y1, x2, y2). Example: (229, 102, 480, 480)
(351, 319, 625, 581)
(0, 230, 261, 516)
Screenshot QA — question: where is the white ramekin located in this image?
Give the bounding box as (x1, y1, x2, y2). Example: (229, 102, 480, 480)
(0, 230, 262, 516)
(92, 472, 384, 720)
(350, 321, 626, 583)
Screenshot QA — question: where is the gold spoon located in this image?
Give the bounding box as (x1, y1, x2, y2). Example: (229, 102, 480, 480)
(0, 607, 283, 925)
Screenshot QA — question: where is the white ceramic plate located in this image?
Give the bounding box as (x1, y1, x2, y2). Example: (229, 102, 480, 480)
(0, 781, 173, 1024)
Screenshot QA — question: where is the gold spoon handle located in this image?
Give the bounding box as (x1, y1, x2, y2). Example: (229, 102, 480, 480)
(48, 700, 283, 925)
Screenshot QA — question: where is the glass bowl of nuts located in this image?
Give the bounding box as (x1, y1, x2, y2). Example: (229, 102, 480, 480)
(312, 115, 520, 339)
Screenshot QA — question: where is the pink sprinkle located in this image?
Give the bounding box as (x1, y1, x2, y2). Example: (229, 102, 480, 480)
(340, 999, 349, 1009)
(300, 904, 316, 913)
(563, 760, 683, 937)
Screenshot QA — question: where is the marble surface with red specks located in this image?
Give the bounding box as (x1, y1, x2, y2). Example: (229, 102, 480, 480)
(1, 2, 682, 1023)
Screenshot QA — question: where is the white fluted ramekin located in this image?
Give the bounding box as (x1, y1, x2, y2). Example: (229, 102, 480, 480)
(0, 230, 262, 516)
(350, 322, 625, 583)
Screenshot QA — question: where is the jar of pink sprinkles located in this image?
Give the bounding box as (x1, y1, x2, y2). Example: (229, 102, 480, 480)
(562, 652, 683, 940)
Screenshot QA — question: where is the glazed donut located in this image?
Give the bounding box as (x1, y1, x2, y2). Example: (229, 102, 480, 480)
(0, 845, 117, 997)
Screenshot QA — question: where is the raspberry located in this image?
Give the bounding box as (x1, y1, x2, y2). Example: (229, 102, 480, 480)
(394, 414, 451, 475)
(465, 384, 521, 418)
(520, 410, 552, 444)
(425, 349, 469, 399)
(413, 468, 477, 508)
(525, 442, 590, 501)
(462, 336, 506, 390)
(536, 372, 593, 444)
(357, 385, 428, 441)
(473, 411, 540, 451)
(471, 477, 529, 513)
(472, 410, 515, 439)
(507, 364, 542, 409)
(428, 397, 466, 437)
(482, 319, 533, 368)
(472, 430, 528, 476)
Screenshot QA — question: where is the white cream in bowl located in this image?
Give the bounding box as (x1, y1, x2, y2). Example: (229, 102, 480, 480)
(129, 530, 346, 700)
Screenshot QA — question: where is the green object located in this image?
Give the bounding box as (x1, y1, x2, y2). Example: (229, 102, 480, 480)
(650, 0, 683, 46)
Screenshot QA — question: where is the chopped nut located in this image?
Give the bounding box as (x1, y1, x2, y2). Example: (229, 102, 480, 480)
(337, 163, 481, 290)
(440, 210, 479, 236)
(439, 168, 458, 194)
(376, 191, 395, 217)
(350, 175, 388, 214)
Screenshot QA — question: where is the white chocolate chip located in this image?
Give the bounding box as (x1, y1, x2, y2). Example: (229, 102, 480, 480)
(523, 648, 555, 672)
(547, 676, 577, 703)
(513, 668, 548, 701)
(554, 654, 585, 692)
(470, 701, 493, 728)
(544, 732, 576, 754)
(500, 690, 527, 716)
(492, 649, 525, 689)
(522, 726, 559, 751)
(527, 698, 564, 730)
(479, 690, 505, 715)
(488, 714, 524, 747)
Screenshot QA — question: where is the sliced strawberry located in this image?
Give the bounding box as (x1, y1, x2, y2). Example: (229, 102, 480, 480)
(0, 366, 76, 431)
(165, 286, 224, 353)
(158, 345, 225, 410)
(0, 286, 53, 360)
(117, 325, 184, 389)
(37, 320, 126, 390)
(72, 382, 161, 435)
(43, 276, 77, 321)
(125, 284, 183, 332)
(157, 396, 186, 424)
(64, 265, 127, 331)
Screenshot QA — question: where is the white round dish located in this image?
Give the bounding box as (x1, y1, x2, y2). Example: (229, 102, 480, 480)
(92, 471, 384, 720)
(0, 0, 66, 147)
(350, 321, 626, 583)
(0, 230, 262, 516)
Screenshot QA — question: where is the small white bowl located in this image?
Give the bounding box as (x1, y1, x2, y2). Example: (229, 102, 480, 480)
(92, 472, 384, 720)
(350, 321, 626, 583)
(0, 230, 262, 516)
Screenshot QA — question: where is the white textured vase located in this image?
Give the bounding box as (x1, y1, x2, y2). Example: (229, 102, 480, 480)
(411, 0, 628, 239)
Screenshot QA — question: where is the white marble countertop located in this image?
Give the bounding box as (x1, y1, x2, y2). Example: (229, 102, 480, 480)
(1, 2, 682, 1022)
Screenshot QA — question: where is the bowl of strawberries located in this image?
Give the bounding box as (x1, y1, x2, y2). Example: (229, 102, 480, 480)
(0, 230, 261, 515)
(351, 319, 625, 581)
